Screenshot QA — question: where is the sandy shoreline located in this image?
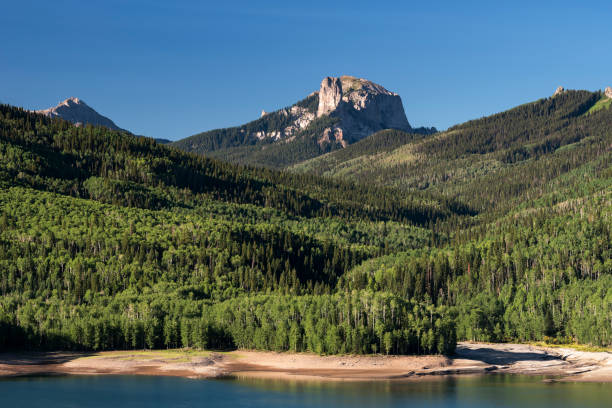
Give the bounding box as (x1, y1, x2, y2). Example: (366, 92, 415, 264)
(1, 342, 610, 383)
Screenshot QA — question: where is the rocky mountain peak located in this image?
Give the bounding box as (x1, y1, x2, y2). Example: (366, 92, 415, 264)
(174, 75, 423, 162)
(36, 97, 122, 130)
(605, 86, 612, 99)
(315, 75, 411, 144)
(245, 75, 413, 147)
(63, 96, 81, 105)
(553, 86, 565, 97)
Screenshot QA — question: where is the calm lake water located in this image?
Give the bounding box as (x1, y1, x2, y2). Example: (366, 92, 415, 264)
(1, 374, 610, 407)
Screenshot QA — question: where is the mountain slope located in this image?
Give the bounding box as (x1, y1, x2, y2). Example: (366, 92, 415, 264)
(293, 89, 612, 215)
(291, 128, 432, 176)
(0, 102, 462, 354)
(0, 87, 609, 353)
(0, 104, 462, 225)
(172, 76, 434, 168)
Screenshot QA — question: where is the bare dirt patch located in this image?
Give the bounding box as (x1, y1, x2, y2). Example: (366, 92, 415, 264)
(1, 342, 609, 382)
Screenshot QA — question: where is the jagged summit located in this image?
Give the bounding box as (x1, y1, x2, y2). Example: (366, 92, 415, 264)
(605, 86, 612, 99)
(226, 75, 412, 145)
(253, 75, 412, 145)
(36, 97, 122, 130)
(58, 96, 81, 106)
(316, 75, 411, 145)
(172, 75, 430, 167)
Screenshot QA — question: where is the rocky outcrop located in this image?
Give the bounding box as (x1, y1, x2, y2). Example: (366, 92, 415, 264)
(252, 105, 316, 141)
(318, 127, 347, 148)
(317, 77, 344, 117)
(177, 75, 419, 156)
(242, 76, 413, 146)
(36, 97, 122, 130)
(553, 86, 565, 97)
(605, 86, 612, 99)
(315, 75, 412, 144)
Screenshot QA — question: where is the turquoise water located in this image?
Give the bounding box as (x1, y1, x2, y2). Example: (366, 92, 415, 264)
(1, 374, 610, 407)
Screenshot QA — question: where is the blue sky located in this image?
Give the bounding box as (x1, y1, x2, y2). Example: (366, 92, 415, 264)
(1, 1, 611, 140)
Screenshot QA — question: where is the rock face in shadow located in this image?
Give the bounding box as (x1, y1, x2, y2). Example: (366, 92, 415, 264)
(315, 75, 412, 144)
(36, 97, 122, 130)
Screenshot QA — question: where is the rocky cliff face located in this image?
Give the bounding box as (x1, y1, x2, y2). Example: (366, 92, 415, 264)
(315, 76, 411, 145)
(36, 97, 122, 130)
(605, 86, 612, 99)
(252, 75, 412, 146)
(317, 77, 344, 117)
(173, 75, 423, 163)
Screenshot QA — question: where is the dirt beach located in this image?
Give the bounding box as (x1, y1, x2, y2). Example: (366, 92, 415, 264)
(0, 342, 610, 382)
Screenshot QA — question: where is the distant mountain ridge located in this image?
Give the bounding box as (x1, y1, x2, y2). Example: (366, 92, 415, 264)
(172, 75, 436, 168)
(36, 97, 122, 130)
(35, 97, 170, 144)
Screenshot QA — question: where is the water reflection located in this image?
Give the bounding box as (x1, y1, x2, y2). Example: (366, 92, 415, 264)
(1, 374, 610, 408)
(227, 374, 610, 408)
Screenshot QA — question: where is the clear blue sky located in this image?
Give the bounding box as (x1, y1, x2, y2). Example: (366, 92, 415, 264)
(2, 1, 611, 140)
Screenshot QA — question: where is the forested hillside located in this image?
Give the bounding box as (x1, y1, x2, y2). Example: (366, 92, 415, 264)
(170, 93, 351, 168)
(172, 94, 319, 154)
(0, 88, 610, 354)
(294, 90, 611, 215)
(191, 115, 346, 168)
(0, 104, 460, 354)
(293, 90, 612, 346)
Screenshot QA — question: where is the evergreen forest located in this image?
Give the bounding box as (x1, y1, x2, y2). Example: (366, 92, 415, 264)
(0, 89, 610, 354)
